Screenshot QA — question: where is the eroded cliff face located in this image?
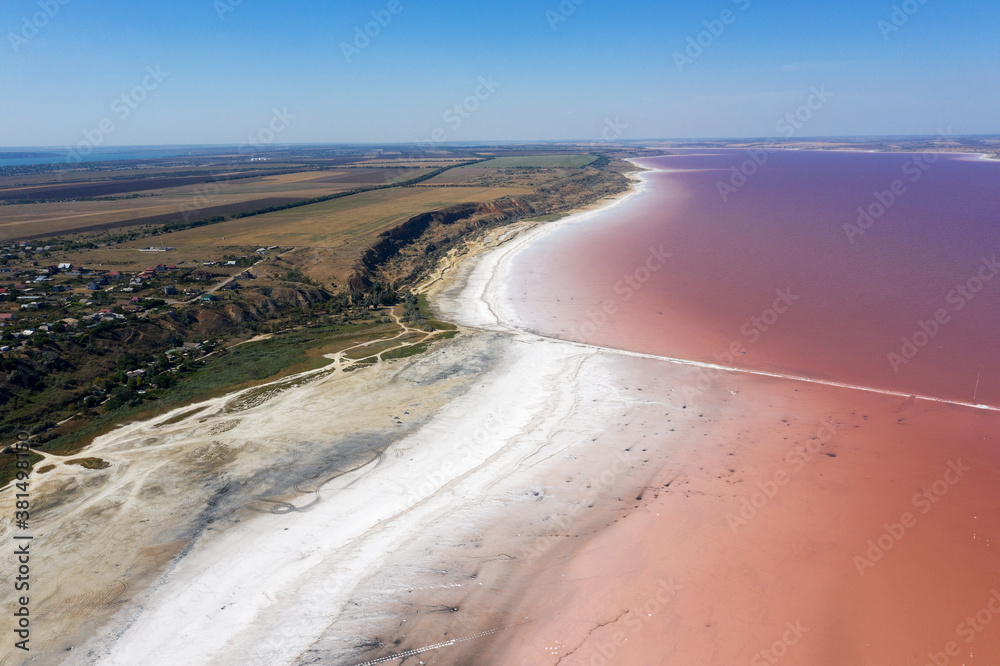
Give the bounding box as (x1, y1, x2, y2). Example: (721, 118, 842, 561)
(346, 165, 631, 296)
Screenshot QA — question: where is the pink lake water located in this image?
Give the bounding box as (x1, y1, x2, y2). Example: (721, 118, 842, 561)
(496, 149, 1000, 664)
(509, 150, 1000, 406)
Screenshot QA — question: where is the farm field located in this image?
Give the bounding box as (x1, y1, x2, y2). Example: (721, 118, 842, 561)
(472, 154, 597, 168)
(0, 166, 438, 240)
(134, 184, 529, 253)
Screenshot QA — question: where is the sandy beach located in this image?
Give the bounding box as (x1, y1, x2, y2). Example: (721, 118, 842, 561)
(4, 162, 999, 666)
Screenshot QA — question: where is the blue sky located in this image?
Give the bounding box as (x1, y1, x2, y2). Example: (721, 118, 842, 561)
(2, 0, 998, 146)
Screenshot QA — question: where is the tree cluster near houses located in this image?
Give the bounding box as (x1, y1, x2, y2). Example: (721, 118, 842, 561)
(0, 242, 290, 347)
(0, 235, 399, 478)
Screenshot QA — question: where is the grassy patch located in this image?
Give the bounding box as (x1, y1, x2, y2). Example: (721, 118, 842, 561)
(66, 457, 111, 470)
(344, 339, 406, 360)
(415, 293, 457, 331)
(36, 320, 396, 458)
(0, 451, 44, 490)
(381, 343, 429, 361)
(525, 212, 569, 223)
(155, 406, 209, 427)
(473, 155, 598, 169)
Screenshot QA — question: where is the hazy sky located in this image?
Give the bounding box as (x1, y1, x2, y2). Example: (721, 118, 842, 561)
(2, 0, 998, 146)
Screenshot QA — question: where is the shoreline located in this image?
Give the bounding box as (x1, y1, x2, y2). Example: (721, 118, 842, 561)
(6, 168, 658, 665)
(445, 158, 998, 415)
(6, 154, 997, 664)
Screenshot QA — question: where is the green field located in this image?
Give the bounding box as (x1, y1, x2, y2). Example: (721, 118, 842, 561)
(473, 155, 598, 169)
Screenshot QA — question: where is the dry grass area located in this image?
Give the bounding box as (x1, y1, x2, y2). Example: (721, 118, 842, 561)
(31, 182, 528, 277)
(135, 185, 529, 250)
(359, 159, 471, 167)
(0, 167, 436, 240)
(0, 194, 293, 240)
(419, 165, 591, 189)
